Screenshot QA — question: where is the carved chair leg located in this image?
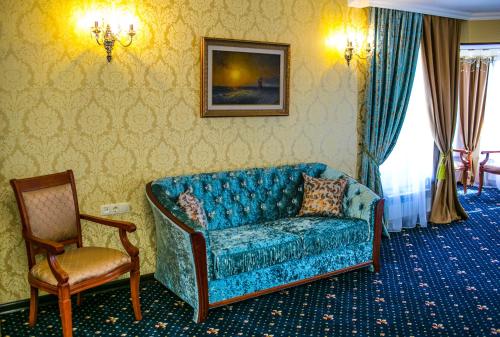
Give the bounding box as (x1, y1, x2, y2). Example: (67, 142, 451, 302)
(462, 169, 468, 193)
(130, 268, 142, 321)
(58, 286, 73, 337)
(462, 170, 469, 194)
(76, 292, 82, 306)
(478, 169, 484, 196)
(29, 286, 38, 326)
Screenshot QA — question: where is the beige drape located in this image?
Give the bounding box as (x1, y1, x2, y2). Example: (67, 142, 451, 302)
(459, 58, 490, 184)
(421, 15, 468, 224)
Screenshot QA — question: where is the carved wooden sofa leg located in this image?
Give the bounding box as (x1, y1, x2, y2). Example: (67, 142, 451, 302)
(372, 199, 385, 273)
(192, 232, 209, 323)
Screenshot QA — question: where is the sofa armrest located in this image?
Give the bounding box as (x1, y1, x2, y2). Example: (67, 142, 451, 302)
(148, 187, 207, 234)
(146, 182, 209, 322)
(321, 166, 384, 271)
(321, 167, 382, 237)
(161, 199, 208, 233)
(344, 182, 380, 224)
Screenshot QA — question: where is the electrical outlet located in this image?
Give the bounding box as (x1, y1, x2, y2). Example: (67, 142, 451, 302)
(100, 202, 131, 216)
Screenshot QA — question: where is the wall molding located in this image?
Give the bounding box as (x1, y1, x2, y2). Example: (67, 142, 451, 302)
(348, 0, 500, 20)
(0, 273, 155, 316)
(469, 12, 500, 20)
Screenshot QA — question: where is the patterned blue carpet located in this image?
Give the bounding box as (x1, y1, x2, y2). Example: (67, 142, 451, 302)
(1, 187, 498, 337)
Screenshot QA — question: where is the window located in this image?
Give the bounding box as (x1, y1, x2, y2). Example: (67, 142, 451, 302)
(454, 44, 500, 190)
(380, 48, 434, 232)
(480, 56, 500, 189)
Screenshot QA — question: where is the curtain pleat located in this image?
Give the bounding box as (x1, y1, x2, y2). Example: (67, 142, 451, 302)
(358, 8, 423, 234)
(459, 58, 490, 184)
(421, 15, 468, 224)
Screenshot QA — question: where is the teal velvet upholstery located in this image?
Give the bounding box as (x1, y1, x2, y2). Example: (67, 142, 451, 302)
(147, 163, 381, 322)
(208, 242, 373, 303)
(147, 197, 204, 320)
(151, 193, 216, 279)
(263, 216, 370, 257)
(321, 166, 380, 240)
(151, 163, 326, 230)
(209, 225, 302, 279)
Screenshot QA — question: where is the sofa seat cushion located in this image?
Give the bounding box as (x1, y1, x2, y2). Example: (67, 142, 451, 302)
(209, 225, 302, 279)
(263, 217, 370, 256)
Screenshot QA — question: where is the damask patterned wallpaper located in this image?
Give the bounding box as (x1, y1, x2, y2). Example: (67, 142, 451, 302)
(0, 0, 368, 303)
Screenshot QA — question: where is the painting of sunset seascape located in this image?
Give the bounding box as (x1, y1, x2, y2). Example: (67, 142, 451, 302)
(201, 38, 290, 117)
(212, 50, 281, 105)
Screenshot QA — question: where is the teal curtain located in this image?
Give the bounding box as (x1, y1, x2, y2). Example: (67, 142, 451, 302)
(358, 8, 423, 234)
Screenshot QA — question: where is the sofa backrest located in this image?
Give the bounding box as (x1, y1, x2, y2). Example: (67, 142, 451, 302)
(151, 163, 327, 230)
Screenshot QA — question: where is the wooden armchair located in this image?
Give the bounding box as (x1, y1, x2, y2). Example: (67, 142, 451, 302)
(478, 150, 500, 195)
(453, 149, 472, 193)
(10, 170, 142, 337)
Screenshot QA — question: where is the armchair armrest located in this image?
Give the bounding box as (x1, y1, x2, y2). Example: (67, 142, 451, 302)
(23, 232, 69, 284)
(453, 149, 471, 165)
(23, 232, 65, 255)
(480, 150, 500, 166)
(80, 214, 136, 232)
(80, 213, 139, 258)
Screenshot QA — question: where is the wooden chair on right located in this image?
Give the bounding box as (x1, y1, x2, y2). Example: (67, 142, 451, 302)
(478, 150, 500, 195)
(453, 149, 472, 193)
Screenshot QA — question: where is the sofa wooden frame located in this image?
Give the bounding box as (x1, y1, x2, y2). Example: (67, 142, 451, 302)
(146, 182, 384, 322)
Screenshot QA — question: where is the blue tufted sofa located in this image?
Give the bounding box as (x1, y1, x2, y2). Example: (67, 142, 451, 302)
(146, 163, 384, 322)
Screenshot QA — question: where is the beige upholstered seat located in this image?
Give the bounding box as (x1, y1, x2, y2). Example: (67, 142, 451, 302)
(30, 247, 131, 286)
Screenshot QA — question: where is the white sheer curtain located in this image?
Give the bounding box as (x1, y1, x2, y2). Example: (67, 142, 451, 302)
(380, 51, 434, 232)
(479, 57, 500, 189)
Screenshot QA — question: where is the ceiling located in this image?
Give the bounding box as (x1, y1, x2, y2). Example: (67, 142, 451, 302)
(348, 0, 500, 20)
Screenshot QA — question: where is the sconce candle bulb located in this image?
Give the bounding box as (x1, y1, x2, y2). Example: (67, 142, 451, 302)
(345, 39, 354, 66)
(366, 43, 372, 54)
(344, 38, 373, 66)
(91, 19, 136, 62)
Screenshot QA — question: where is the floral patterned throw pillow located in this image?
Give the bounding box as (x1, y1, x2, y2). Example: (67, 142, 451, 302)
(298, 173, 348, 217)
(178, 191, 208, 228)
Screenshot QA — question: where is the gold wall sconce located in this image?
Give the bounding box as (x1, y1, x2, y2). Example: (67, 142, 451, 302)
(91, 20, 136, 62)
(345, 38, 373, 66)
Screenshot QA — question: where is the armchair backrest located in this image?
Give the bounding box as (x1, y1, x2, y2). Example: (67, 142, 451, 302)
(10, 170, 82, 269)
(152, 163, 327, 230)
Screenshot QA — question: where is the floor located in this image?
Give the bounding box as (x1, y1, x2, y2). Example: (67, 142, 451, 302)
(0, 187, 498, 336)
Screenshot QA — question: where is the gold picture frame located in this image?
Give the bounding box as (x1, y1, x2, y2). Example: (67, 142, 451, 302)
(201, 37, 290, 117)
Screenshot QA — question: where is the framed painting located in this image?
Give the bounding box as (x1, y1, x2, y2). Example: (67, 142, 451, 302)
(201, 37, 290, 117)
